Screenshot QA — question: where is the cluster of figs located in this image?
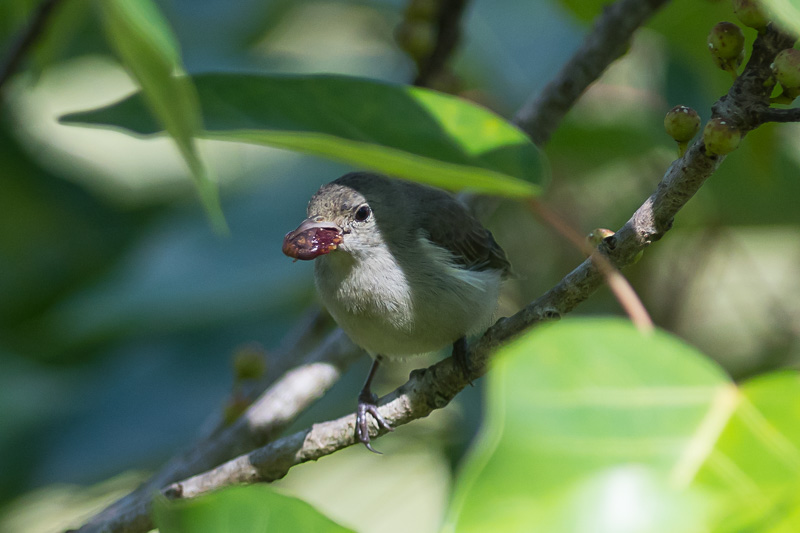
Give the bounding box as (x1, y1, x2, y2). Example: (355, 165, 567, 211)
(663, 0, 799, 157)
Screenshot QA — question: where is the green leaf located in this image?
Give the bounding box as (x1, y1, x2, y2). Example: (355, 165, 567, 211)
(694, 372, 800, 532)
(446, 318, 800, 533)
(61, 74, 547, 198)
(97, 0, 226, 232)
(697, 372, 800, 491)
(153, 485, 355, 533)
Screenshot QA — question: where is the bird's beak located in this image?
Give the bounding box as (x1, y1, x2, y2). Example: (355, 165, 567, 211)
(283, 218, 343, 261)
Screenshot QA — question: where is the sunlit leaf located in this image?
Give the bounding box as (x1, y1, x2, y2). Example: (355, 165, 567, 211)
(694, 372, 800, 530)
(153, 485, 355, 533)
(97, 0, 226, 232)
(62, 74, 547, 198)
(446, 319, 800, 533)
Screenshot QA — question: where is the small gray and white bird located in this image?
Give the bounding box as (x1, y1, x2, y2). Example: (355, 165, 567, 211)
(283, 172, 510, 452)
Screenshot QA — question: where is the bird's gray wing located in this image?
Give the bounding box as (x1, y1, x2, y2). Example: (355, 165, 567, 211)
(418, 194, 511, 275)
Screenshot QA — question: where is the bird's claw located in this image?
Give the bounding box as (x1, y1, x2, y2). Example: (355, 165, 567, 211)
(356, 392, 393, 454)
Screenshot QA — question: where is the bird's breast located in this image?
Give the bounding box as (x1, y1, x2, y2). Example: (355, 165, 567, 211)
(314, 241, 502, 358)
(315, 250, 413, 324)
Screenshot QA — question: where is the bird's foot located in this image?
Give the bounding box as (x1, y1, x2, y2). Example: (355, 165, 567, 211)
(452, 336, 474, 386)
(356, 390, 393, 454)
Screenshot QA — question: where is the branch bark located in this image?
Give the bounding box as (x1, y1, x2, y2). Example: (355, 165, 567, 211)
(0, 0, 63, 92)
(754, 107, 800, 123)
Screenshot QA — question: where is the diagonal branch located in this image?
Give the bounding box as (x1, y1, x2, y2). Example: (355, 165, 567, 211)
(513, 0, 671, 145)
(73, 328, 363, 533)
(0, 0, 63, 92)
(526, 199, 654, 333)
(754, 107, 800, 123)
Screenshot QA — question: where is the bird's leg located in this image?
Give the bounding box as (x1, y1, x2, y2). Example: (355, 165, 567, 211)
(452, 336, 474, 385)
(356, 355, 394, 453)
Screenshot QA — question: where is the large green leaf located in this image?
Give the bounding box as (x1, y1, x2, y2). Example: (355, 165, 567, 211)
(153, 485, 355, 533)
(694, 372, 800, 532)
(446, 318, 800, 533)
(62, 74, 547, 197)
(97, 0, 226, 232)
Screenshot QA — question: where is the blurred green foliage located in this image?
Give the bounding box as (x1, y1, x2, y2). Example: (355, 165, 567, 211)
(154, 485, 356, 533)
(1, 0, 799, 532)
(448, 319, 800, 532)
(99, 0, 226, 231)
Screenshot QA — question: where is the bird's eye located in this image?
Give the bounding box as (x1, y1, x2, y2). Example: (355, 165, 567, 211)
(354, 204, 371, 222)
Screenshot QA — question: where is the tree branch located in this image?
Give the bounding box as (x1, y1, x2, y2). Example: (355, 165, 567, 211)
(73, 329, 363, 533)
(197, 308, 334, 438)
(414, 0, 469, 87)
(0, 0, 63, 93)
(513, 0, 670, 145)
(526, 199, 654, 333)
(754, 107, 800, 123)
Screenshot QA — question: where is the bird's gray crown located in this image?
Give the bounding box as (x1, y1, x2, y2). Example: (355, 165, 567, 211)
(307, 172, 397, 219)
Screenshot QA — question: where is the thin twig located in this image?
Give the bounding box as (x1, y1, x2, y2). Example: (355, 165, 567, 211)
(74, 329, 363, 533)
(0, 0, 63, 92)
(414, 0, 469, 87)
(527, 199, 654, 333)
(513, 0, 670, 145)
(198, 307, 332, 438)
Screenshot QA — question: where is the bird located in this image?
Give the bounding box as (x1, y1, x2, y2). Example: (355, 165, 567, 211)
(282, 171, 511, 452)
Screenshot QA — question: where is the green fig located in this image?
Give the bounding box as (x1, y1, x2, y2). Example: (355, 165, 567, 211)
(733, 0, 770, 32)
(703, 118, 742, 156)
(772, 48, 800, 89)
(664, 105, 701, 142)
(708, 22, 745, 60)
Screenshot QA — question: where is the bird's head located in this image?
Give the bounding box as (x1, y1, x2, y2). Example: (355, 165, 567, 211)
(283, 173, 399, 261)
